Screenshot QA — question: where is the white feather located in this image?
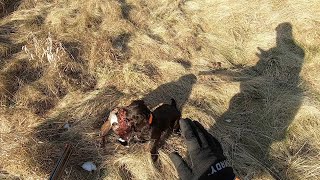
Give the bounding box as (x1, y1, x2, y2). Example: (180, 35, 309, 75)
(109, 112, 118, 125)
(63, 123, 71, 130)
(118, 138, 126, 142)
(81, 161, 97, 172)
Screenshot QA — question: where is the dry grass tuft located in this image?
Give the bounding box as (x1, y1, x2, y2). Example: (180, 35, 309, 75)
(1, 0, 320, 179)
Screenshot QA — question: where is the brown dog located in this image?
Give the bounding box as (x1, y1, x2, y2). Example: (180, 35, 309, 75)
(149, 99, 181, 160)
(100, 99, 181, 160)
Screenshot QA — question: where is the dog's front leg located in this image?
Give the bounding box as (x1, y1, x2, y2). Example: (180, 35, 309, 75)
(150, 128, 162, 161)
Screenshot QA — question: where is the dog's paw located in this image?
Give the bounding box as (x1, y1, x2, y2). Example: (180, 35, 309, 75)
(173, 129, 181, 135)
(151, 153, 159, 162)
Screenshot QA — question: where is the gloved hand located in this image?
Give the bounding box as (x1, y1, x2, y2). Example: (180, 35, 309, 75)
(170, 119, 236, 180)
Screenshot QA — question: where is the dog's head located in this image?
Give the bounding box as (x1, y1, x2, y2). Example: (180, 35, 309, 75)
(124, 100, 152, 141)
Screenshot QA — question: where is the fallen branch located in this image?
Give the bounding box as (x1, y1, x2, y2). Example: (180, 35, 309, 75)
(49, 144, 73, 180)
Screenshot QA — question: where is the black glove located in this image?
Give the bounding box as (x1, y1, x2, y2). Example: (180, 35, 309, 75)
(170, 119, 235, 180)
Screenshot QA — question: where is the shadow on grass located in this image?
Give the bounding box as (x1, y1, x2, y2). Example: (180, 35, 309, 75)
(27, 86, 124, 179)
(118, 0, 132, 21)
(143, 74, 197, 110)
(0, 23, 24, 62)
(0, 0, 22, 18)
(62, 41, 86, 64)
(109, 33, 131, 62)
(0, 26, 44, 106)
(202, 22, 304, 179)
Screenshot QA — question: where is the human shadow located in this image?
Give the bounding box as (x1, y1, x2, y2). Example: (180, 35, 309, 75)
(207, 22, 304, 179)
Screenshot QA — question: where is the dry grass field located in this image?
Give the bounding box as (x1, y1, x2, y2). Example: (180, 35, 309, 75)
(1, 0, 320, 179)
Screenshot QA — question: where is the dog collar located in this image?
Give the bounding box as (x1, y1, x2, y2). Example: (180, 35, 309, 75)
(149, 113, 153, 125)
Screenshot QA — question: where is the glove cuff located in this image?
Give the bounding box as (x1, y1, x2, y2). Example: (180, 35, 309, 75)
(199, 159, 235, 180)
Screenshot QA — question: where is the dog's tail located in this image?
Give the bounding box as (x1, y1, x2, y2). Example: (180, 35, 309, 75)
(170, 98, 178, 109)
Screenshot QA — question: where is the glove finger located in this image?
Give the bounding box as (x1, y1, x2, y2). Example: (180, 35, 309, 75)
(192, 121, 209, 149)
(179, 119, 202, 152)
(193, 121, 224, 155)
(169, 152, 193, 180)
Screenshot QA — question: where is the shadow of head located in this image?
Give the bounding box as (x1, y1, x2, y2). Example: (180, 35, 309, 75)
(276, 22, 293, 45)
